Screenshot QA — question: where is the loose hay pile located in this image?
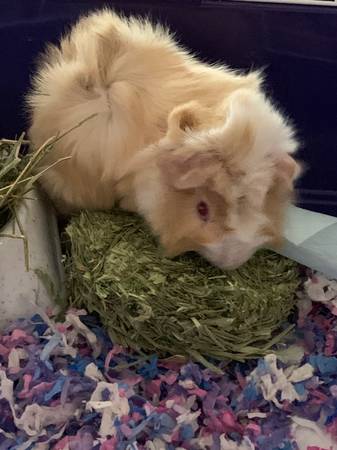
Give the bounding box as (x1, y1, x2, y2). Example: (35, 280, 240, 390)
(0, 117, 92, 231)
(0, 135, 32, 229)
(0, 134, 66, 231)
(65, 210, 300, 365)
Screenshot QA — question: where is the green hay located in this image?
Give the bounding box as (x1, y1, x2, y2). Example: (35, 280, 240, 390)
(0, 135, 30, 230)
(65, 209, 300, 366)
(0, 115, 96, 232)
(0, 135, 64, 233)
(0, 134, 68, 270)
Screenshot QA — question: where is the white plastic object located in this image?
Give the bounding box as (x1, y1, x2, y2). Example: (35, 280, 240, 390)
(278, 205, 337, 279)
(0, 188, 65, 330)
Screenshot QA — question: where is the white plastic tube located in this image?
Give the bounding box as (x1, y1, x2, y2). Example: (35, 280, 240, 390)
(278, 205, 337, 279)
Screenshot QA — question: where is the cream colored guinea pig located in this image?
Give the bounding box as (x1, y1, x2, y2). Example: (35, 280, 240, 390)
(27, 9, 301, 269)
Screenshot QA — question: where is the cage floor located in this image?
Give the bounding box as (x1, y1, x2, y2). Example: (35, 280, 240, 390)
(0, 272, 336, 449)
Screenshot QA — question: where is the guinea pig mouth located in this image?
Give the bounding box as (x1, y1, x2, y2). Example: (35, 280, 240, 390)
(199, 239, 259, 270)
(201, 252, 252, 271)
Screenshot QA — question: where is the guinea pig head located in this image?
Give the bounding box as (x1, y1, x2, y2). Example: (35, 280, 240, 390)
(128, 90, 301, 269)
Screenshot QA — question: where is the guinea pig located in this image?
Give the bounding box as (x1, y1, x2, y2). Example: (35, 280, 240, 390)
(26, 9, 301, 270)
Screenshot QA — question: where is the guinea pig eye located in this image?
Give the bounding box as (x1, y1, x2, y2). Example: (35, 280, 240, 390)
(197, 201, 209, 221)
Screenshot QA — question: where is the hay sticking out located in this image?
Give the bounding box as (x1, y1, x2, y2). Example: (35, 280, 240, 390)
(0, 115, 96, 232)
(65, 210, 300, 364)
(0, 134, 63, 232)
(0, 135, 30, 229)
(0, 134, 68, 269)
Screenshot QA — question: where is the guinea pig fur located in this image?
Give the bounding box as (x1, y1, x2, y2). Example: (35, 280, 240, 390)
(26, 9, 301, 269)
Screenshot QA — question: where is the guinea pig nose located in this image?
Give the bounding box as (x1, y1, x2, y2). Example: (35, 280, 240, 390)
(197, 201, 209, 221)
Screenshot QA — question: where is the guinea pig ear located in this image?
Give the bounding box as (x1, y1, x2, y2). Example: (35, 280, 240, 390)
(166, 101, 211, 140)
(158, 149, 221, 190)
(220, 92, 256, 160)
(275, 153, 301, 188)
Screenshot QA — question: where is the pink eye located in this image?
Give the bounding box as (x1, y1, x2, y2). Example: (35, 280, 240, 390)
(197, 201, 209, 221)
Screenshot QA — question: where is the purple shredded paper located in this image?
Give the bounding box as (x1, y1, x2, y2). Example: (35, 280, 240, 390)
(0, 273, 337, 449)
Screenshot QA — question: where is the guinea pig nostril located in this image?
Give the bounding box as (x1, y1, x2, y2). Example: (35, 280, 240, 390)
(197, 201, 209, 221)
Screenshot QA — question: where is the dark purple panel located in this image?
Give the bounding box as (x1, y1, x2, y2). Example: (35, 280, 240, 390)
(0, 0, 336, 214)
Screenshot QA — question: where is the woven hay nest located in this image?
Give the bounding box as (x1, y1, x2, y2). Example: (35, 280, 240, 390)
(65, 209, 300, 365)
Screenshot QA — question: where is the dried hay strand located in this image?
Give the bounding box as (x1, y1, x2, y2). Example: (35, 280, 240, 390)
(0, 135, 65, 233)
(0, 115, 96, 232)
